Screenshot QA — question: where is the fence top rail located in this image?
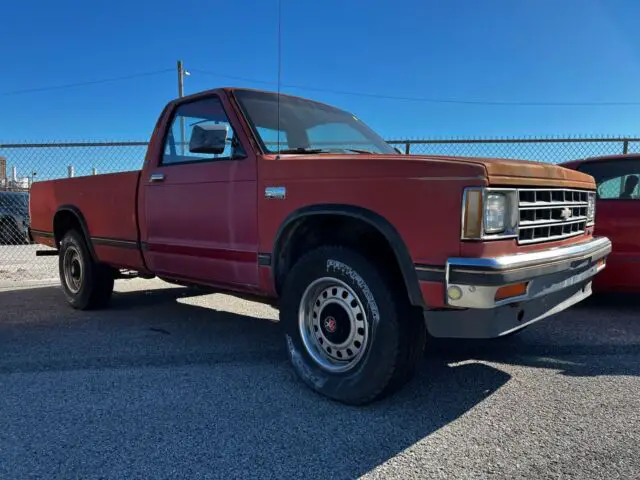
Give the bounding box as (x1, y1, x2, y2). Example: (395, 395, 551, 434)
(386, 137, 640, 145)
(0, 141, 149, 148)
(1, 137, 639, 149)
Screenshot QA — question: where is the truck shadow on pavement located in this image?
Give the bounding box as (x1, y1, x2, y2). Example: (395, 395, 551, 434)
(0, 283, 636, 478)
(0, 283, 509, 479)
(430, 293, 640, 379)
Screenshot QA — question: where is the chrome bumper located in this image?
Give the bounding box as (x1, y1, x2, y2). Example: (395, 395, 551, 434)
(426, 280, 594, 339)
(444, 236, 612, 309)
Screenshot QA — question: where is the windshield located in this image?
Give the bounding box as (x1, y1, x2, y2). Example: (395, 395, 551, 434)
(234, 90, 398, 155)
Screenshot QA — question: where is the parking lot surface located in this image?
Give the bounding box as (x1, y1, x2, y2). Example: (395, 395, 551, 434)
(0, 278, 638, 479)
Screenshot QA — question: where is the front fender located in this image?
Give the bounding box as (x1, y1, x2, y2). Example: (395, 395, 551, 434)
(272, 204, 425, 308)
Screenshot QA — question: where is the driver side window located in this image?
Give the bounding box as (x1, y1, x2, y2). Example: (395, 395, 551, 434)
(162, 96, 245, 165)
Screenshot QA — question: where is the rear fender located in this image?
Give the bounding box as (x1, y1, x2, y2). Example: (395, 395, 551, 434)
(54, 205, 98, 262)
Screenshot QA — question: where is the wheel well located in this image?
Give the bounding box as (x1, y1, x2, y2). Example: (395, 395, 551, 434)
(274, 214, 409, 299)
(53, 210, 84, 247)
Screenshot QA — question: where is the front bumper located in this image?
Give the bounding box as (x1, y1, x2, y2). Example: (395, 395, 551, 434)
(444, 236, 611, 309)
(420, 236, 612, 339)
(425, 280, 593, 338)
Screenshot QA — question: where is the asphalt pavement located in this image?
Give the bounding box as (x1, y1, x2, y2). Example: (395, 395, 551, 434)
(0, 279, 638, 479)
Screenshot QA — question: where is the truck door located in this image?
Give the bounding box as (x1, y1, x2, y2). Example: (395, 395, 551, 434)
(139, 94, 259, 288)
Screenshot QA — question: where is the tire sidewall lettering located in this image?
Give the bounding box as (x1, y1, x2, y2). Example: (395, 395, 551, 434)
(326, 259, 380, 323)
(286, 333, 328, 390)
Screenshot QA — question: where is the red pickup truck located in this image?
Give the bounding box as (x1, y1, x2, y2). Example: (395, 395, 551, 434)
(29, 88, 611, 405)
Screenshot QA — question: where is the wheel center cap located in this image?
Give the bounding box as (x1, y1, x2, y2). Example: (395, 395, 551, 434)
(319, 304, 351, 345)
(323, 316, 337, 334)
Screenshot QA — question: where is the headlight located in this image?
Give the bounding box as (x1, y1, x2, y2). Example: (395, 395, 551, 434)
(587, 192, 596, 225)
(462, 188, 518, 240)
(484, 193, 507, 233)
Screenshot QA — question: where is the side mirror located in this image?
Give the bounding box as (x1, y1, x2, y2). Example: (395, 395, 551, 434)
(189, 124, 228, 154)
(393, 146, 403, 154)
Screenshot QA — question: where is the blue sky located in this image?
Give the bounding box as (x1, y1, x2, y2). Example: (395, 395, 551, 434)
(2, 0, 640, 142)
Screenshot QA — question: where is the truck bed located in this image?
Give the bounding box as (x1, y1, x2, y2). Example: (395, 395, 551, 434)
(30, 171, 146, 270)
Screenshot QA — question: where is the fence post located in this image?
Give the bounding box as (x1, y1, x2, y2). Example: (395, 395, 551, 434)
(92, 168, 97, 175)
(405, 142, 411, 155)
(67, 165, 75, 178)
(623, 139, 629, 154)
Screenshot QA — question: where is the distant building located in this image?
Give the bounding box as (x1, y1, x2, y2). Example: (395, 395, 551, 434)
(0, 158, 29, 192)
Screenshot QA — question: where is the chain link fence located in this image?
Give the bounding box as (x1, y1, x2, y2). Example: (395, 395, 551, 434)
(386, 137, 639, 161)
(0, 142, 147, 283)
(1, 137, 638, 284)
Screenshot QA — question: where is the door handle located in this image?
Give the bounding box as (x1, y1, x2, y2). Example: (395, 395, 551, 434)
(149, 173, 165, 183)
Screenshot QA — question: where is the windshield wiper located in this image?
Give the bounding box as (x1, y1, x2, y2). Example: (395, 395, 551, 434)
(318, 147, 379, 154)
(277, 148, 326, 154)
(339, 148, 377, 154)
(278, 147, 378, 155)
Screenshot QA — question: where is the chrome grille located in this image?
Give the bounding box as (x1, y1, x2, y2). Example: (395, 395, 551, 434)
(518, 189, 589, 244)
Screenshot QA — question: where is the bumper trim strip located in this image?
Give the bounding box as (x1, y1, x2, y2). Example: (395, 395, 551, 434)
(415, 264, 446, 282)
(447, 236, 611, 274)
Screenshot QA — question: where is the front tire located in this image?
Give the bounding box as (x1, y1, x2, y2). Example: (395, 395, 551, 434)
(280, 245, 425, 405)
(58, 229, 114, 310)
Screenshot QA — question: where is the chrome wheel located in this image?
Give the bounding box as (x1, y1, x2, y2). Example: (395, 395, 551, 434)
(298, 277, 369, 373)
(63, 245, 83, 294)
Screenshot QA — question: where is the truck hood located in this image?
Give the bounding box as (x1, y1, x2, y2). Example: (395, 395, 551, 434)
(268, 153, 595, 190)
(416, 154, 595, 189)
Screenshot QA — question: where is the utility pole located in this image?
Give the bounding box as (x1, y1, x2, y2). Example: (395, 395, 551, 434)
(177, 60, 185, 98)
(177, 60, 186, 154)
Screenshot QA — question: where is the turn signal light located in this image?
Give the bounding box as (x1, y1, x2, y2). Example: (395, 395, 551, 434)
(495, 282, 528, 301)
(462, 189, 483, 238)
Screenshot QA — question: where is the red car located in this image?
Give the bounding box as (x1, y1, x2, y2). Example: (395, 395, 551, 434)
(562, 154, 640, 293)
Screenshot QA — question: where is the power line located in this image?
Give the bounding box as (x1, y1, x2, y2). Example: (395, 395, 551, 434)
(3, 64, 640, 107)
(190, 68, 640, 107)
(1, 68, 174, 96)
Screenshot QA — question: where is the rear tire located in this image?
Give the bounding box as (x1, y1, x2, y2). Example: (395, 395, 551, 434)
(280, 245, 426, 405)
(58, 229, 114, 310)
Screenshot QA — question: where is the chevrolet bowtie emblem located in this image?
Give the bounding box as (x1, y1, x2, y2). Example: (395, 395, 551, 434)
(560, 207, 573, 220)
